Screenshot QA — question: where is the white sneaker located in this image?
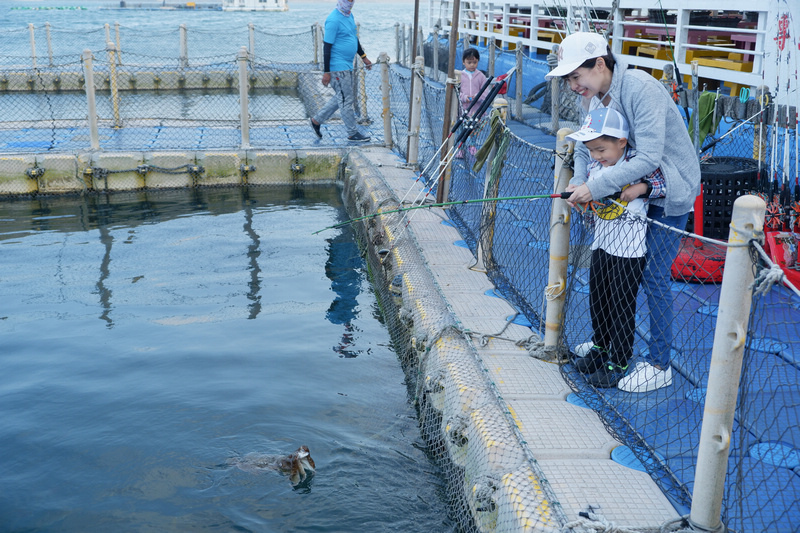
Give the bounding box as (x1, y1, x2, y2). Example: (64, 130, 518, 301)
(574, 342, 594, 358)
(617, 362, 673, 393)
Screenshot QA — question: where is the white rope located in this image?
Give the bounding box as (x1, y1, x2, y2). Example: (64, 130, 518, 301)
(751, 240, 800, 298)
(561, 511, 648, 533)
(605, 198, 750, 248)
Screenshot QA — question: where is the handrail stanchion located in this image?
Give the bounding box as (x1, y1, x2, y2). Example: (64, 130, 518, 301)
(237, 47, 251, 150)
(45, 22, 53, 67)
(29, 23, 37, 69)
(689, 195, 766, 532)
(379, 52, 393, 149)
(114, 22, 122, 65)
(543, 128, 574, 350)
(248, 23, 255, 57)
(82, 49, 100, 151)
(107, 42, 121, 129)
(407, 55, 424, 169)
(515, 43, 523, 119)
(180, 24, 188, 69)
(394, 22, 400, 64)
(549, 46, 560, 135)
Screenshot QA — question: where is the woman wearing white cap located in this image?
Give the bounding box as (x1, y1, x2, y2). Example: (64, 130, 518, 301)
(546, 32, 701, 393)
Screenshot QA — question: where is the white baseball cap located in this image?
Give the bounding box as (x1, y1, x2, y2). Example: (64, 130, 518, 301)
(544, 32, 609, 79)
(566, 108, 629, 143)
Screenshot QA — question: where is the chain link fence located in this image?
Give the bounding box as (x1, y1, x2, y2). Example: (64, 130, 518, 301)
(0, 25, 387, 154)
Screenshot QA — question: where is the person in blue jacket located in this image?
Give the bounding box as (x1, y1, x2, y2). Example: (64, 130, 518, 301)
(310, 0, 371, 142)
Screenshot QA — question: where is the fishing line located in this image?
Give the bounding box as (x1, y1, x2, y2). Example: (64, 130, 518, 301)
(313, 192, 572, 235)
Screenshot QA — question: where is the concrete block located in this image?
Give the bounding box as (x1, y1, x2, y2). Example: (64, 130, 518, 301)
(90, 152, 145, 191)
(0, 155, 38, 195)
(196, 152, 243, 187)
(3, 72, 36, 92)
(144, 152, 195, 188)
(36, 154, 81, 194)
(294, 150, 341, 181)
(156, 71, 181, 91)
(246, 151, 292, 184)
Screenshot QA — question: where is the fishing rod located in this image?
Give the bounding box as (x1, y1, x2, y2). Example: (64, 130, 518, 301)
(396, 66, 514, 209)
(395, 73, 494, 206)
(399, 68, 516, 212)
(313, 192, 573, 235)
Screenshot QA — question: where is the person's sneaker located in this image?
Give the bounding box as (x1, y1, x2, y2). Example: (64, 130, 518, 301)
(617, 362, 673, 392)
(574, 341, 594, 358)
(587, 362, 628, 388)
(573, 345, 608, 375)
(310, 119, 322, 138)
(347, 132, 370, 142)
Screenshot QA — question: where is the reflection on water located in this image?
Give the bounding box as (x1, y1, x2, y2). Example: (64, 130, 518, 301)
(0, 186, 454, 532)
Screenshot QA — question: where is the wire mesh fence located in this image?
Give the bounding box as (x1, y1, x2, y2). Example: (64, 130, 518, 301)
(426, 96, 800, 531)
(0, 53, 384, 154)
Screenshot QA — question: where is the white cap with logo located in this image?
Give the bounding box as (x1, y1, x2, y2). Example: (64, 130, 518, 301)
(566, 107, 629, 143)
(544, 32, 609, 79)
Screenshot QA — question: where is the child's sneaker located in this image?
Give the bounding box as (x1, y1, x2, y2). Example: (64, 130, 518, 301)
(573, 345, 608, 375)
(587, 362, 628, 388)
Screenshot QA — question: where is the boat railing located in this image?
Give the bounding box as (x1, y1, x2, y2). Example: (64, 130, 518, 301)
(430, 0, 776, 97)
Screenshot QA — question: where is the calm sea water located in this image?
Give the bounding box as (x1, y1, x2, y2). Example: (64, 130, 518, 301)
(0, 186, 453, 531)
(1, 0, 429, 62)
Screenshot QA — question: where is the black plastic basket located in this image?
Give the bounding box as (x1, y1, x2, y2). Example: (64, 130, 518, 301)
(699, 157, 759, 239)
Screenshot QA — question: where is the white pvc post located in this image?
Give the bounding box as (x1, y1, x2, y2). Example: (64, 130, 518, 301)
(689, 195, 767, 532)
(248, 23, 255, 57)
(237, 47, 250, 150)
(114, 22, 122, 64)
(104, 23, 111, 49)
(407, 25, 413, 67)
(82, 49, 100, 151)
(515, 43, 523, 119)
(179, 24, 188, 69)
(107, 42, 121, 128)
(401, 24, 407, 66)
(407, 55, 424, 169)
(543, 128, 574, 348)
(29, 23, 37, 68)
(45, 22, 53, 67)
(550, 76, 560, 135)
(379, 52, 393, 149)
(313, 23, 322, 68)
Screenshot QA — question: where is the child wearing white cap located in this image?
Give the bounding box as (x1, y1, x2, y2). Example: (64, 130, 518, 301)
(548, 31, 701, 393)
(566, 107, 665, 389)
